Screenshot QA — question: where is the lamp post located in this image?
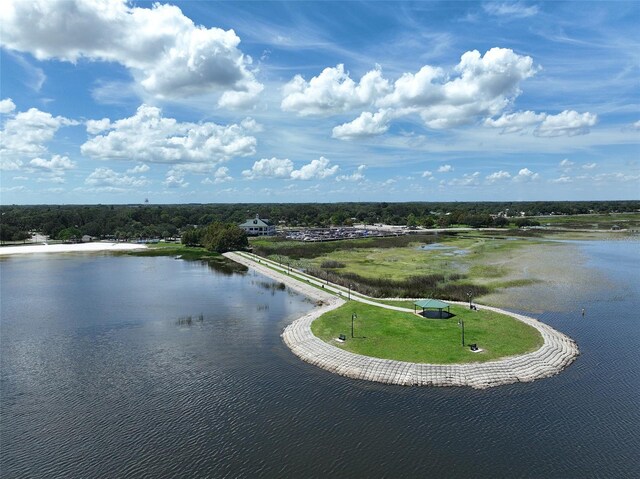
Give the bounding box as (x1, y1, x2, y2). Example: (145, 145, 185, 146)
(351, 313, 357, 338)
(348, 283, 352, 300)
(467, 291, 472, 309)
(458, 318, 465, 347)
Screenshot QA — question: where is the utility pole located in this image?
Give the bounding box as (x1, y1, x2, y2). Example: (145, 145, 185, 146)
(458, 319, 465, 346)
(351, 313, 357, 338)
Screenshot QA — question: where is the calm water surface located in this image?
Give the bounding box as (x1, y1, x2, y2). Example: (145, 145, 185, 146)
(1, 242, 639, 478)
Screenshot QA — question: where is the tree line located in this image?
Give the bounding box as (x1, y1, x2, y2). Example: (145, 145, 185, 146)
(1, 200, 637, 243)
(181, 222, 248, 253)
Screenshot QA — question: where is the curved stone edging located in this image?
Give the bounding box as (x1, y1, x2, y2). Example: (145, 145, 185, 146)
(224, 252, 579, 389)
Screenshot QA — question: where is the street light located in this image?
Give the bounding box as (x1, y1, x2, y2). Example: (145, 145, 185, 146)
(458, 318, 465, 347)
(348, 283, 352, 300)
(351, 312, 357, 338)
(467, 291, 473, 309)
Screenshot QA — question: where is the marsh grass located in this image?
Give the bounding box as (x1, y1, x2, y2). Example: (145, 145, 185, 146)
(320, 260, 346, 268)
(250, 233, 557, 299)
(306, 266, 489, 300)
(176, 314, 204, 327)
(250, 233, 442, 259)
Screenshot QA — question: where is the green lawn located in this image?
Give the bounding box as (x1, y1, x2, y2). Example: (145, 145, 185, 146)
(311, 302, 543, 364)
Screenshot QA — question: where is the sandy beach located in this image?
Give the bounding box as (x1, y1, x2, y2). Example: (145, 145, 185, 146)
(0, 242, 147, 256)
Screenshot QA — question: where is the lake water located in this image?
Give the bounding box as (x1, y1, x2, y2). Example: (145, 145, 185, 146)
(1, 241, 639, 478)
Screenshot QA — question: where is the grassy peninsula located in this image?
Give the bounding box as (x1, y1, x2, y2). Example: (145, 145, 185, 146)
(311, 302, 543, 364)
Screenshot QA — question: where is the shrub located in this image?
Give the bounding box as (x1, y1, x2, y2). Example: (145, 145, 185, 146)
(305, 267, 488, 300)
(321, 260, 346, 268)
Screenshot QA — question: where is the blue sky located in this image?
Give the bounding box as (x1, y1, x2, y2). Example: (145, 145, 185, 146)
(1, 0, 638, 204)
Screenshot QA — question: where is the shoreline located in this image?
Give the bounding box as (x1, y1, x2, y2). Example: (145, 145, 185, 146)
(224, 251, 579, 389)
(0, 242, 148, 256)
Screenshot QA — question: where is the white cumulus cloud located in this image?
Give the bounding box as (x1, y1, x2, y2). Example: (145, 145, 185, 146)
(513, 167, 540, 182)
(486, 109, 597, 137)
(449, 171, 481, 186)
(0, 98, 16, 114)
(29, 155, 76, 172)
(282, 64, 390, 116)
(484, 110, 546, 133)
(486, 170, 512, 183)
(163, 169, 189, 188)
(332, 110, 392, 139)
(1, 0, 262, 107)
(290, 157, 339, 180)
(81, 104, 256, 166)
(243, 156, 338, 181)
(0, 106, 78, 172)
(203, 166, 232, 184)
(242, 157, 294, 179)
(383, 47, 538, 129)
(438, 164, 454, 173)
(86, 118, 112, 134)
(336, 164, 366, 182)
(535, 110, 597, 137)
(551, 175, 573, 184)
(86, 167, 149, 188)
(126, 164, 150, 174)
(283, 48, 539, 138)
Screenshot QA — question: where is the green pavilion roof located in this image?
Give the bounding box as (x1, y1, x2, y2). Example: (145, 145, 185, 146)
(414, 299, 450, 309)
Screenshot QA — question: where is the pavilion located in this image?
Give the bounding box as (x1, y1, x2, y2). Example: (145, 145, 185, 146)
(414, 299, 452, 319)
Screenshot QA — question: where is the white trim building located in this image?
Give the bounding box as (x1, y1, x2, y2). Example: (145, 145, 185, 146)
(239, 215, 276, 236)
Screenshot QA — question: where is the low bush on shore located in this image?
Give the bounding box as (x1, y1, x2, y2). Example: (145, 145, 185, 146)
(320, 260, 346, 268)
(126, 244, 248, 274)
(306, 266, 489, 300)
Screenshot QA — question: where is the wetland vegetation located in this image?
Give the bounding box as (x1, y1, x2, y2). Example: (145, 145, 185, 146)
(125, 243, 248, 274)
(251, 231, 554, 301)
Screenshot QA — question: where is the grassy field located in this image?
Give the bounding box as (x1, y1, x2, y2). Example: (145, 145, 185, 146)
(311, 302, 543, 363)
